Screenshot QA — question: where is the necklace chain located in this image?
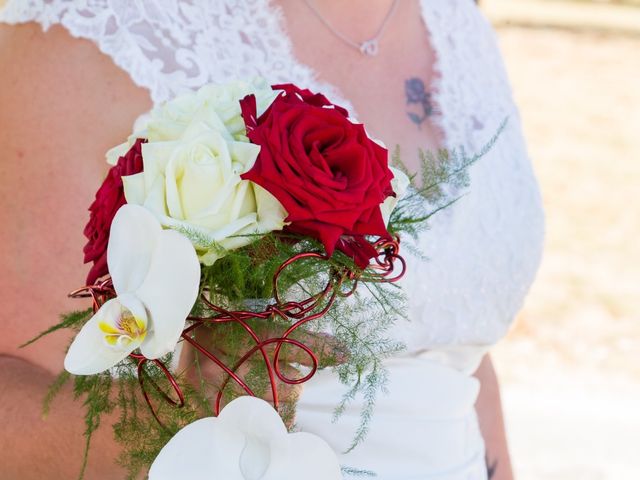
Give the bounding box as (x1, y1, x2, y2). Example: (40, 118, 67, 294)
(302, 0, 400, 57)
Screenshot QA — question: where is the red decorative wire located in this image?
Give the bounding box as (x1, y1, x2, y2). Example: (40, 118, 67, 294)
(70, 238, 405, 427)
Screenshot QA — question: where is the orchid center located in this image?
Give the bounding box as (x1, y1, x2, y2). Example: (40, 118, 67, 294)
(99, 302, 147, 350)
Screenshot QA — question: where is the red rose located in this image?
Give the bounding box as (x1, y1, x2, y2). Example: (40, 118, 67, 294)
(240, 84, 394, 268)
(83, 139, 145, 285)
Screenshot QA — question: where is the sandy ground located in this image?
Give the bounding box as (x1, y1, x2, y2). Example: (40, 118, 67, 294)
(484, 6, 640, 479)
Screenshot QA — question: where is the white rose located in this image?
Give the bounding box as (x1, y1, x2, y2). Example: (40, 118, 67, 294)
(106, 78, 278, 165)
(121, 82, 287, 265)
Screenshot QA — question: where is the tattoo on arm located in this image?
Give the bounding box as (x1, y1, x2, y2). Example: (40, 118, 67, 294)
(405, 77, 434, 129)
(486, 454, 499, 479)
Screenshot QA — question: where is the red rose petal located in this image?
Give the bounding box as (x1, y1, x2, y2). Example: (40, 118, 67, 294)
(241, 84, 394, 258)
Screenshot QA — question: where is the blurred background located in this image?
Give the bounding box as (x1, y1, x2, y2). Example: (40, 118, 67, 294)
(481, 0, 640, 479)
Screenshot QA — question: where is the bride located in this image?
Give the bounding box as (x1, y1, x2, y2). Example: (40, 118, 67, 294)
(0, 1, 544, 479)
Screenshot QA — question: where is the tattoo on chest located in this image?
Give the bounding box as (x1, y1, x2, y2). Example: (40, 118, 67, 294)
(486, 454, 499, 479)
(405, 77, 434, 129)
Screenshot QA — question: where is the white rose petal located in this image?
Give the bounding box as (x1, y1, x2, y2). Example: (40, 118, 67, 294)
(120, 80, 288, 265)
(105, 140, 132, 166)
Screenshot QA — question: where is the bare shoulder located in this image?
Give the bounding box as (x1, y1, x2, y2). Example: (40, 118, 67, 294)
(0, 23, 152, 372)
(0, 22, 152, 146)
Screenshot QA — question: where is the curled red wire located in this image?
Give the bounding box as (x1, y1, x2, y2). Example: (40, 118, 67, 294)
(72, 237, 405, 427)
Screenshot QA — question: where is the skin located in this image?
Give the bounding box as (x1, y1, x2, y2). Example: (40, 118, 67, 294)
(474, 354, 515, 480)
(0, 23, 152, 479)
(0, 2, 514, 478)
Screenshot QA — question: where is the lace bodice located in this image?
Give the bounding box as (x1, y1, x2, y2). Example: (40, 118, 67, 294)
(1, 0, 545, 364)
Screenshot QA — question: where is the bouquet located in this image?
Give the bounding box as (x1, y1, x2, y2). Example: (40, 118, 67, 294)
(28, 79, 498, 479)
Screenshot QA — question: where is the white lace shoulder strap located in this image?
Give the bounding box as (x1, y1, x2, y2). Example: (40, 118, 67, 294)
(0, 0, 350, 107)
(419, 0, 517, 152)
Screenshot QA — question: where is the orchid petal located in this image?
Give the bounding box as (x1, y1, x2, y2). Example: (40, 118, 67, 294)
(218, 397, 341, 480)
(263, 432, 343, 480)
(107, 205, 161, 294)
(216, 397, 286, 479)
(64, 298, 145, 375)
(149, 396, 342, 480)
(218, 395, 287, 438)
(137, 229, 200, 359)
(148, 417, 245, 480)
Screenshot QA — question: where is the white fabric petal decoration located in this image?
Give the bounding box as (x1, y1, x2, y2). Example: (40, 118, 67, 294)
(149, 396, 342, 480)
(64, 204, 200, 375)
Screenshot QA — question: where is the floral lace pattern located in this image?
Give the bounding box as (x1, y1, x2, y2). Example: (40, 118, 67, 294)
(0, 0, 354, 108)
(0, 0, 545, 358)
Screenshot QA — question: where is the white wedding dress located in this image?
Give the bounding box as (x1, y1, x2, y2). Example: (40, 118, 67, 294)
(0, 1, 545, 478)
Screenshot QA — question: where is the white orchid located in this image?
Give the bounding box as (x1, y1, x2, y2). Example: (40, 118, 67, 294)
(64, 205, 200, 375)
(149, 396, 342, 480)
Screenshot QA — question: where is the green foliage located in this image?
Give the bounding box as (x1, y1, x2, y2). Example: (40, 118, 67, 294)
(328, 282, 405, 452)
(72, 371, 115, 479)
(341, 465, 377, 477)
(200, 233, 318, 303)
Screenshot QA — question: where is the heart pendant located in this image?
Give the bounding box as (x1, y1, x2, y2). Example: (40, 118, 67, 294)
(360, 39, 379, 56)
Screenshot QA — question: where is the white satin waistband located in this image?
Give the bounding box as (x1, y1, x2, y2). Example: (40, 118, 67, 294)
(296, 355, 487, 479)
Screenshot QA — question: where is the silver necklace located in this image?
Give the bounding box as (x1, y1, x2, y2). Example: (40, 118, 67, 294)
(302, 0, 400, 57)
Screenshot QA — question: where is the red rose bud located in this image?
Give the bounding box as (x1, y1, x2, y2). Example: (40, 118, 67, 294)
(241, 84, 394, 268)
(83, 139, 145, 285)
